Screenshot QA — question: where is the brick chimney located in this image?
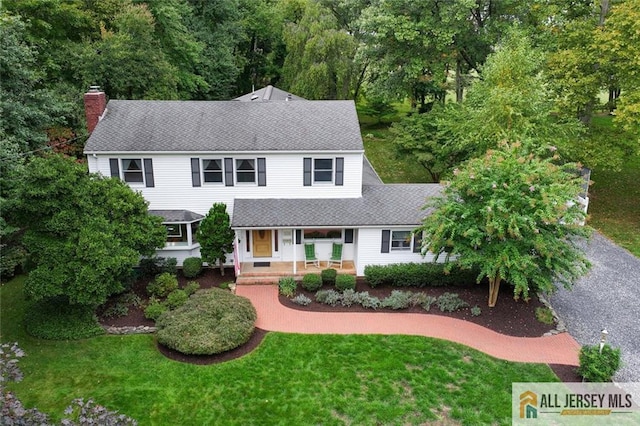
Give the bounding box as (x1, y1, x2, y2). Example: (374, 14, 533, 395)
(84, 86, 107, 134)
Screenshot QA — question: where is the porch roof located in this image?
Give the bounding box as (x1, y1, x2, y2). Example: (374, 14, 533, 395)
(231, 184, 442, 228)
(149, 209, 204, 223)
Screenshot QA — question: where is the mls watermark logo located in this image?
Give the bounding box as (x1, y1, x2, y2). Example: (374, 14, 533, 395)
(513, 382, 640, 425)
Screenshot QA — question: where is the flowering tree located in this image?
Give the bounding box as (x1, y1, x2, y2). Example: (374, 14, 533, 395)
(418, 142, 592, 307)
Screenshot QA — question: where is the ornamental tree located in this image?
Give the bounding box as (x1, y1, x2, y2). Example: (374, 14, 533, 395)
(10, 155, 165, 308)
(418, 142, 592, 307)
(197, 203, 234, 276)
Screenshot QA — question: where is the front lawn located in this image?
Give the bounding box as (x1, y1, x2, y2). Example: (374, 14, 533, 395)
(1, 277, 558, 425)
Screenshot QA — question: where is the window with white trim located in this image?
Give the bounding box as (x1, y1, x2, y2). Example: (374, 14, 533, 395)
(381, 229, 423, 253)
(164, 221, 200, 247)
(202, 159, 223, 183)
(122, 159, 144, 183)
(314, 158, 333, 183)
(391, 230, 412, 251)
(236, 159, 256, 183)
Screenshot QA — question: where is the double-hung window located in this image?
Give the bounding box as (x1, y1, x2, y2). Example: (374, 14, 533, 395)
(110, 158, 154, 187)
(303, 157, 344, 186)
(391, 230, 412, 251)
(122, 159, 144, 183)
(236, 159, 256, 183)
(314, 158, 333, 183)
(203, 159, 223, 183)
(381, 229, 423, 253)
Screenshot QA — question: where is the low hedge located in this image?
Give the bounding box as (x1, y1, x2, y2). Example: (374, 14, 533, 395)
(156, 288, 257, 355)
(25, 297, 105, 340)
(364, 263, 478, 288)
(335, 274, 356, 291)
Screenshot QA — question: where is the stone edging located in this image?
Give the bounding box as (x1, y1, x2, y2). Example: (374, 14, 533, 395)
(538, 293, 568, 336)
(103, 325, 156, 335)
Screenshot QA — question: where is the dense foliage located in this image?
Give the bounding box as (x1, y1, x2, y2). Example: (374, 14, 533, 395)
(182, 256, 203, 278)
(364, 262, 478, 288)
(301, 273, 322, 291)
(577, 344, 622, 382)
(24, 297, 105, 340)
(156, 288, 257, 355)
(197, 203, 234, 275)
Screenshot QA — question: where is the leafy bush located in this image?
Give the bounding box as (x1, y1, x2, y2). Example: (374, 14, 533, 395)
(278, 277, 297, 297)
(356, 292, 381, 310)
(381, 290, 413, 310)
(535, 307, 555, 325)
(291, 294, 312, 306)
(219, 282, 230, 290)
(100, 291, 143, 318)
(302, 273, 322, 291)
(436, 292, 468, 312)
(577, 344, 621, 382)
(341, 289, 358, 307)
(165, 289, 188, 310)
(147, 272, 178, 298)
(102, 302, 129, 319)
(335, 274, 356, 291)
(156, 288, 257, 355)
(420, 295, 437, 312)
(144, 299, 168, 321)
(364, 263, 479, 288)
(315, 289, 342, 306)
(24, 297, 105, 340)
(182, 257, 203, 278)
(139, 256, 177, 278)
(470, 305, 482, 316)
(321, 268, 337, 285)
(183, 281, 200, 296)
(407, 292, 429, 307)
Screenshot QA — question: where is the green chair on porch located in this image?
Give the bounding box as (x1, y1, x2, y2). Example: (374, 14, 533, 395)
(304, 243, 319, 269)
(326, 242, 343, 269)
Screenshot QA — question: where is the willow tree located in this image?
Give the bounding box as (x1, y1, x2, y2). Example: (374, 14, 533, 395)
(418, 142, 592, 307)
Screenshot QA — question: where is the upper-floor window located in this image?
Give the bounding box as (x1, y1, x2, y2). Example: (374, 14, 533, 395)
(314, 159, 333, 183)
(109, 158, 154, 187)
(236, 159, 256, 183)
(304, 157, 344, 186)
(203, 159, 223, 183)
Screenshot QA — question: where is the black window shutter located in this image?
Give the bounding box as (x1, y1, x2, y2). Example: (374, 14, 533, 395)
(335, 157, 344, 186)
(143, 159, 154, 187)
(257, 158, 266, 186)
(381, 230, 390, 253)
(303, 158, 311, 186)
(295, 229, 302, 244)
(224, 158, 234, 186)
(344, 229, 354, 244)
(109, 158, 120, 178)
(413, 232, 422, 253)
(191, 158, 201, 187)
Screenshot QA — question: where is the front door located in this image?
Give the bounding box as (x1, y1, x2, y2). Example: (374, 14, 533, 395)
(252, 230, 272, 257)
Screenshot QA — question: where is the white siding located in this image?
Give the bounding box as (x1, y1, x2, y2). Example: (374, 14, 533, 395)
(89, 152, 363, 218)
(355, 228, 437, 276)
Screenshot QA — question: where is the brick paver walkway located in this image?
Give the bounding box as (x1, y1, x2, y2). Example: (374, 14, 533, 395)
(237, 285, 580, 365)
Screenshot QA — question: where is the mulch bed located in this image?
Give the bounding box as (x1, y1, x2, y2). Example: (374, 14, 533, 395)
(99, 268, 582, 381)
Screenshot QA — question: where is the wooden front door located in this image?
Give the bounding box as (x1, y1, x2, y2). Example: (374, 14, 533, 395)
(252, 230, 272, 257)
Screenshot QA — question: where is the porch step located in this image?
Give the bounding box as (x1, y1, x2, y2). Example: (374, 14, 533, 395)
(236, 270, 357, 285)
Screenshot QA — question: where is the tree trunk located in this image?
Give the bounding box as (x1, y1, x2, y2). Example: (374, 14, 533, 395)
(455, 56, 464, 103)
(219, 258, 225, 276)
(488, 274, 501, 307)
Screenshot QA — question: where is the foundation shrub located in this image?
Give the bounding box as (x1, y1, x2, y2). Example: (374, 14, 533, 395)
(577, 344, 621, 382)
(147, 272, 178, 298)
(302, 273, 323, 291)
(321, 268, 337, 285)
(156, 288, 257, 355)
(381, 290, 413, 310)
(139, 256, 177, 278)
(365, 263, 479, 287)
(24, 297, 104, 340)
(278, 277, 297, 297)
(335, 274, 356, 291)
(182, 257, 203, 278)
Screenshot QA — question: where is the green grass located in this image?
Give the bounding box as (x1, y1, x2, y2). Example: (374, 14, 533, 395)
(1, 277, 558, 425)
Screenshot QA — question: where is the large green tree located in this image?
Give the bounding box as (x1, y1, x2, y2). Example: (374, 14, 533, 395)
(418, 142, 592, 307)
(10, 155, 165, 307)
(197, 203, 235, 276)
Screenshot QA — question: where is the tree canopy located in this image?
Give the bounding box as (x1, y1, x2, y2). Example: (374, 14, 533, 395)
(418, 142, 592, 307)
(197, 203, 235, 276)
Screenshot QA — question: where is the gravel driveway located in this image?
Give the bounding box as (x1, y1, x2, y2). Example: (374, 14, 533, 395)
(549, 232, 640, 382)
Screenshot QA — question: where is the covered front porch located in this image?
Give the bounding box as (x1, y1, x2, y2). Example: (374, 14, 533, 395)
(236, 260, 356, 285)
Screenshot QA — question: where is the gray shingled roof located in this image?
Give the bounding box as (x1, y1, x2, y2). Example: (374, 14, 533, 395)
(362, 156, 383, 185)
(231, 184, 443, 228)
(234, 85, 305, 102)
(149, 210, 204, 223)
(84, 100, 363, 153)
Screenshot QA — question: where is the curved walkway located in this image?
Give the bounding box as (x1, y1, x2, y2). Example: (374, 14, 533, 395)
(236, 285, 580, 366)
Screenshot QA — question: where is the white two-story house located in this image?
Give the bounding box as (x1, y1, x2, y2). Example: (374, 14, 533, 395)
(83, 86, 442, 282)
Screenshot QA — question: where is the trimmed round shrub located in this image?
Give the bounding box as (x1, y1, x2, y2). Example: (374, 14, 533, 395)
(302, 273, 322, 291)
(577, 344, 621, 382)
(335, 274, 356, 291)
(182, 257, 203, 278)
(156, 288, 257, 355)
(321, 268, 337, 285)
(144, 299, 168, 321)
(165, 289, 188, 310)
(147, 272, 178, 297)
(24, 297, 104, 340)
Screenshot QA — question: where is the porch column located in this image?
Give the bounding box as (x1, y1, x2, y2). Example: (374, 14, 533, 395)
(292, 227, 297, 275)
